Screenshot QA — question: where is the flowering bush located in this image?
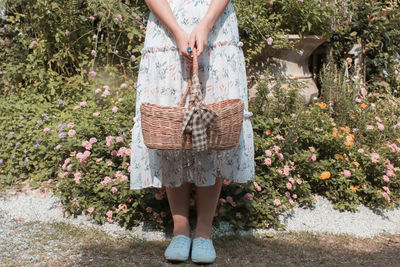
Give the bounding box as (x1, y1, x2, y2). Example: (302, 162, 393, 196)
(234, 0, 349, 62)
(1, 0, 146, 97)
(329, 0, 400, 96)
(249, 68, 399, 214)
(0, 0, 399, 232)
(0, 93, 58, 187)
(1, 66, 399, 232)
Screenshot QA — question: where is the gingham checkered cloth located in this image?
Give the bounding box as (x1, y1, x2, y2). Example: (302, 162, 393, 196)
(181, 73, 218, 151)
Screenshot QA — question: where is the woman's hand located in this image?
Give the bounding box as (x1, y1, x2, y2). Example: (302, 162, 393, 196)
(174, 28, 193, 65)
(144, 0, 193, 65)
(188, 0, 230, 57)
(189, 21, 212, 57)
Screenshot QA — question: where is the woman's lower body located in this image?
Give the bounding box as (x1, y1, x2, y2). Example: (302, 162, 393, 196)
(129, 0, 255, 262)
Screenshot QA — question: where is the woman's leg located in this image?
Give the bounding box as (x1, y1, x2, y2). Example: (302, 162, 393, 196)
(165, 182, 192, 237)
(194, 177, 223, 239)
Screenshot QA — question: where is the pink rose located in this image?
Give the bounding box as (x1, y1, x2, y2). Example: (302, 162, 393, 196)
(370, 152, 381, 163)
(111, 187, 118, 194)
(244, 193, 254, 200)
(67, 129, 75, 137)
(253, 181, 262, 191)
(89, 71, 96, 78)
(343, 170, 351, 178)
(310, 154, 317, 162)
(383, 175, 390, 183)
(286, 182, 292, 190)
(264, 158, 272, 166)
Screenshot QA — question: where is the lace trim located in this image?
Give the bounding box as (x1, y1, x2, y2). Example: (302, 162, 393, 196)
(140, 40, 244, 55)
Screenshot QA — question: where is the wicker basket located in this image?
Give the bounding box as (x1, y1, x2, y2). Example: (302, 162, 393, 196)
(140, 48, 244, 150)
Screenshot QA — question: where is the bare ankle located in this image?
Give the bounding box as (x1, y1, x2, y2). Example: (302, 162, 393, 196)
(193, 224, 212, 239)
(173, 222, 191, 237)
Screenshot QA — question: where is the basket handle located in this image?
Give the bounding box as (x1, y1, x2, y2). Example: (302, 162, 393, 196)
(178, 47, 199, 107)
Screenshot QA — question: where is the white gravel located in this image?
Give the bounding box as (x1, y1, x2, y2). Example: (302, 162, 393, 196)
(1, 188, 400, 241)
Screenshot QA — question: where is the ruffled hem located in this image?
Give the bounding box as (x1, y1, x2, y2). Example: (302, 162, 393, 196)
(130, 175, 255, 190)
(140, 40, 244, 55)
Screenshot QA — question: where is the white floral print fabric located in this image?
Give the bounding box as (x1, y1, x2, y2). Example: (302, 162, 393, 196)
(130, 0, 255, 190)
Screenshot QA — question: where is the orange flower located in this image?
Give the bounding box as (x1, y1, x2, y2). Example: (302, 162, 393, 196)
(315, 102, 327, 109)
(336, 154, 344, 161)
(265, 129, 271, 135)
(361, 103, 366, 109)
(345, 134, 354, 147)
(390, 144, 397, 152)
(354, 161, 360, 167)
(350, 184, 361, 192)
(291, 85, 296, 90)
(294, 75, 300, 79)
(377, 189, 382, 193)
(397, 138, 400, 143)
(321, 171, 331, 180)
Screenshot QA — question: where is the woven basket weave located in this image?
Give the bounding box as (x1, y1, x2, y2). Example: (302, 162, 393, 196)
(140, 47, 244, 150)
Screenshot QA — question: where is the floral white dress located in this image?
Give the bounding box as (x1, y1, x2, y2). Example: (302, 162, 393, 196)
(129, 0, 255, 190)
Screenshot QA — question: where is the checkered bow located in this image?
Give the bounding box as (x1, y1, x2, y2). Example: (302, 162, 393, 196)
(181, 72, 218, 151)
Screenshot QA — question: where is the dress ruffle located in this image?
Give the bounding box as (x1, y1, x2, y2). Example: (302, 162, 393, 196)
(140, 40, 244, 55)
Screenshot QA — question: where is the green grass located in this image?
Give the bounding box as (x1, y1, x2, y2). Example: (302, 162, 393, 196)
(1, 219, 400, 267)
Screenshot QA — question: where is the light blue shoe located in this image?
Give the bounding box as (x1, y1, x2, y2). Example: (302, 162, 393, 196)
(191, 237, 216, 263)
(164, 234, 192, 262)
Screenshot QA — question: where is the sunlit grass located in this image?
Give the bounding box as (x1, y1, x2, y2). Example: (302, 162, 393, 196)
(1, 219, 399, 266)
